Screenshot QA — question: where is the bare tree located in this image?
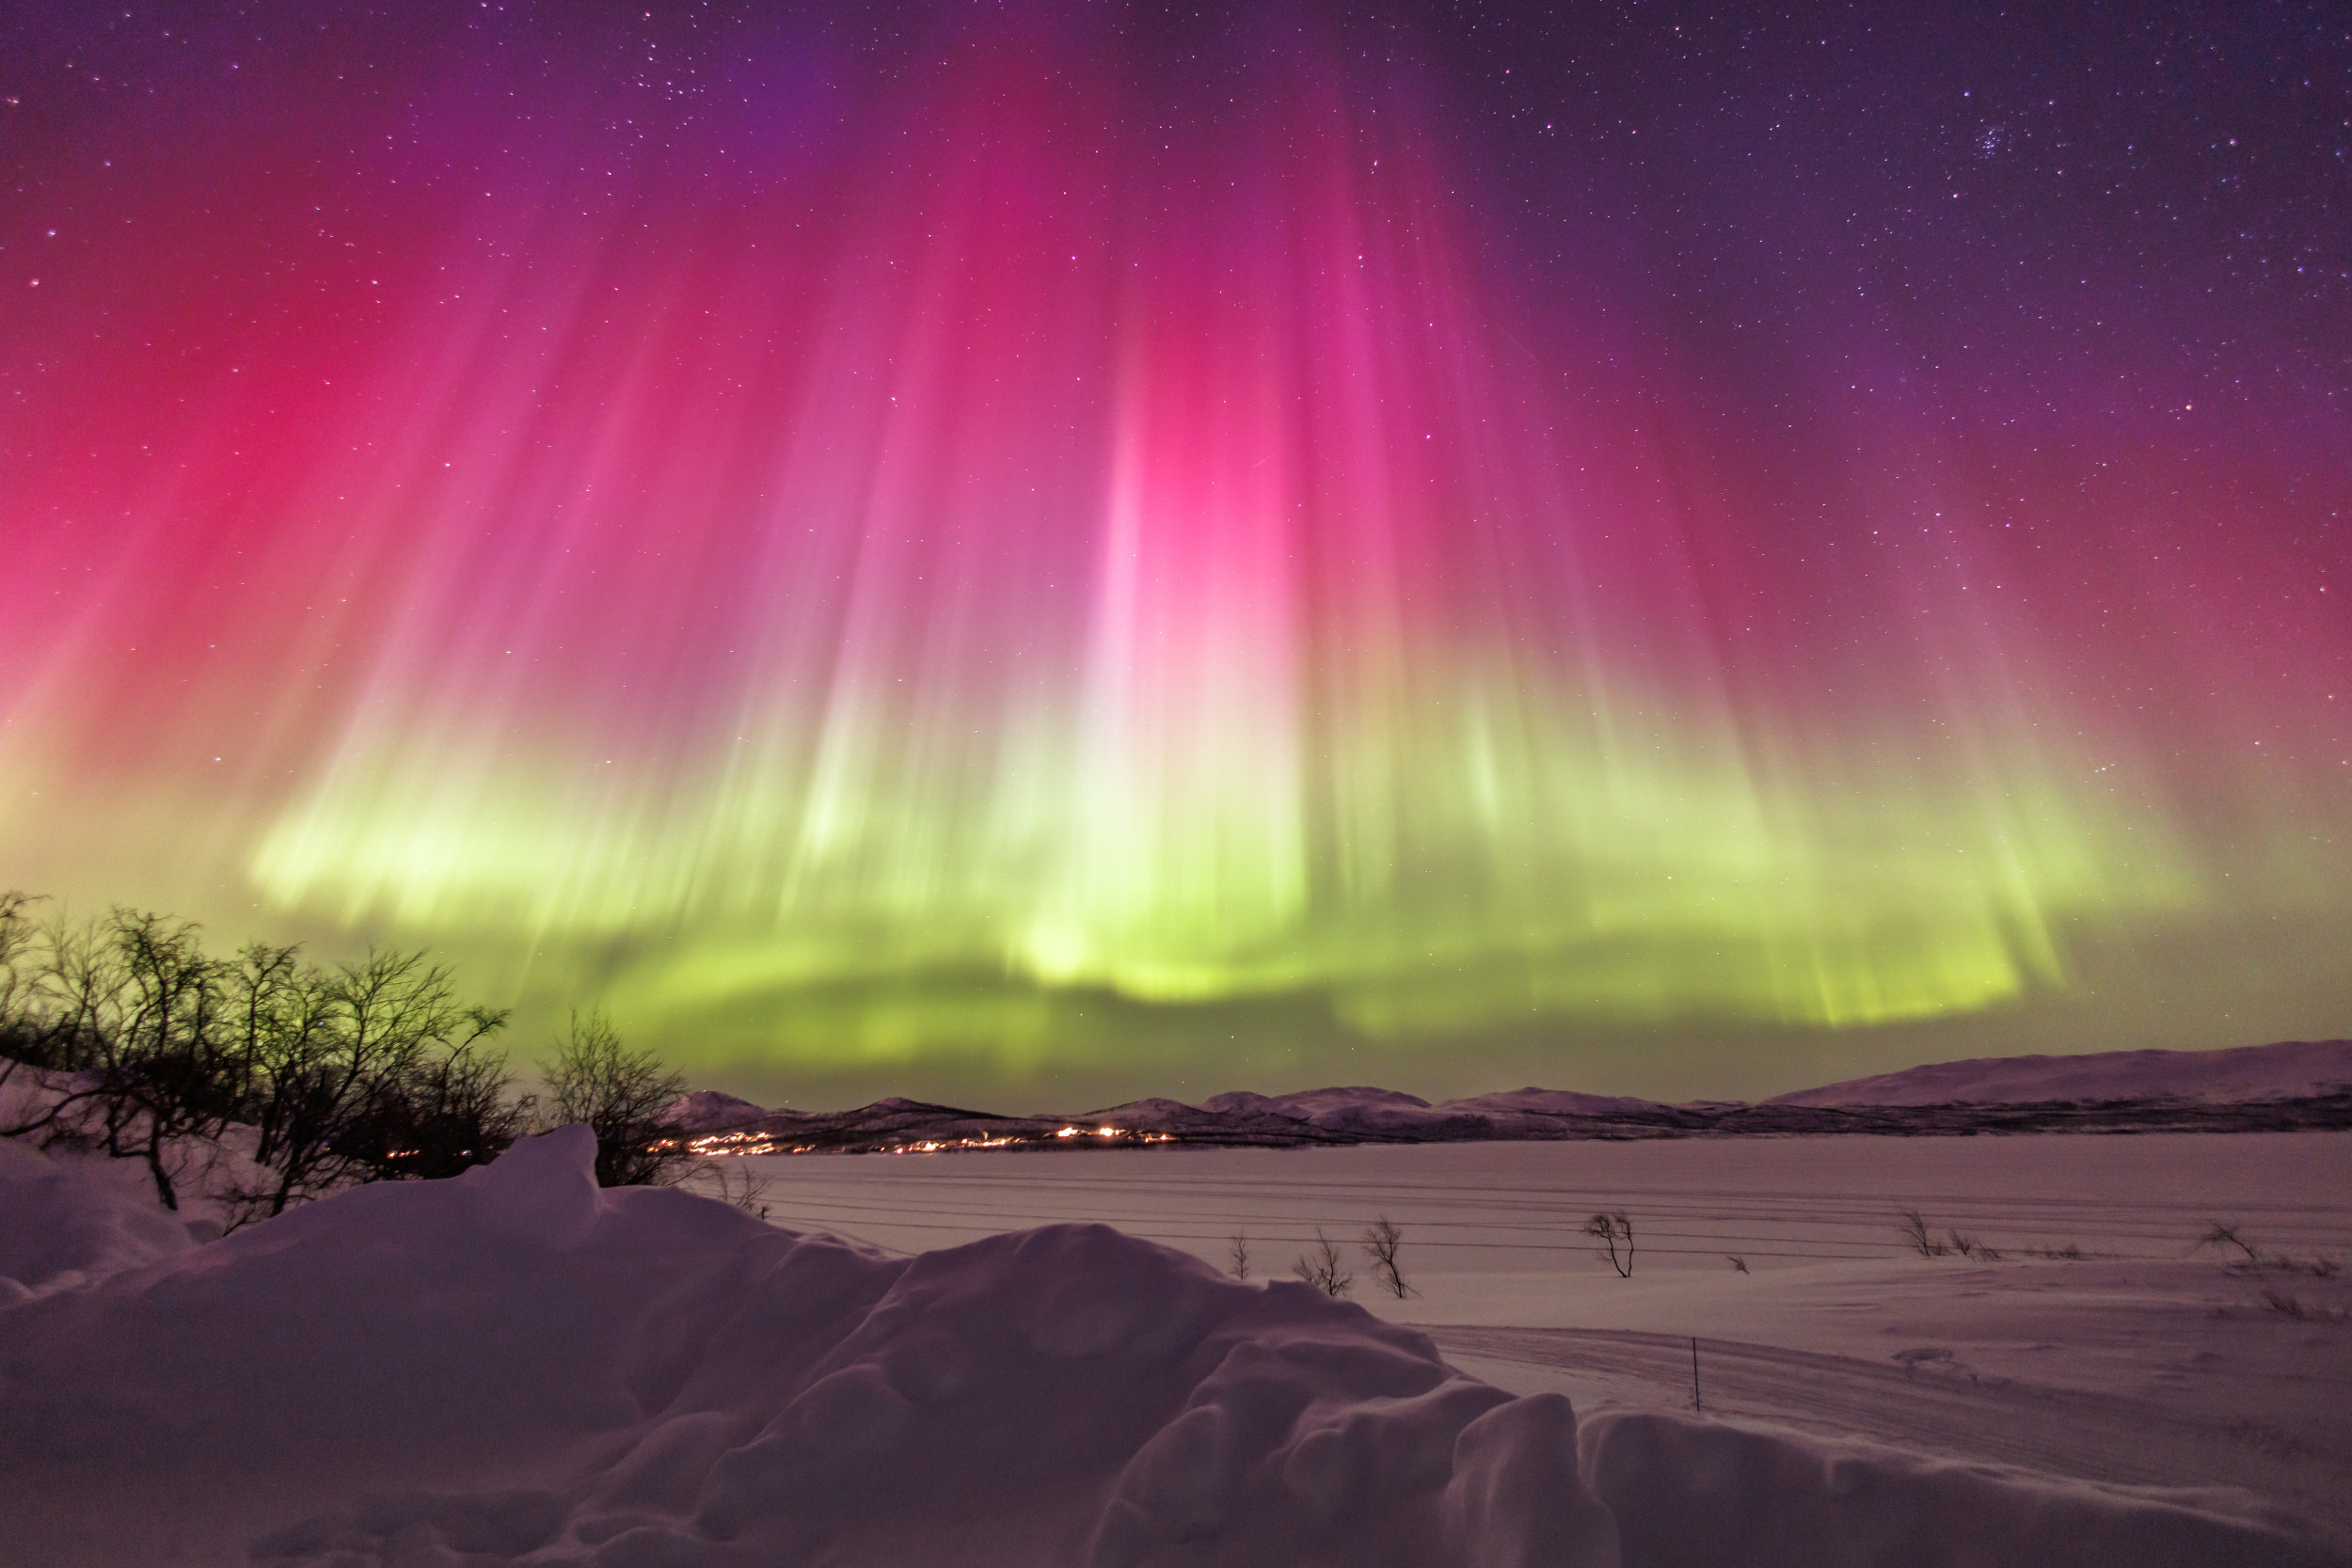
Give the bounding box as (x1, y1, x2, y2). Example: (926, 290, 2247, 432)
(0, 892, 43, 1073)
(237, 947, 514, 1216)
(1, 895, 521, 1220)
(540, 1008, 690, 1187)
(1361, 1216, 1415, 1298)
(1293, 1228, 1354, 1296)
(1585, 1211, 1634, 1277)
(0, 891, 68, 1134)
(1227, 1231, 1251, 1279)
(77, 911, 246, 1211)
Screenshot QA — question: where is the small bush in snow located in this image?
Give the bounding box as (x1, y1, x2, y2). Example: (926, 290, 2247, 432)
(2197, 1221, 2262, 1266)
(1227, 1231, 1250, 1279)
(1585, 1211, 1633, 1277)
(684, 1158, 775, 1219)
(1293, 1227, 1354, 1295)
(1898, 1209, 1949, 1258)
(1361, 1216, 1415, 1298)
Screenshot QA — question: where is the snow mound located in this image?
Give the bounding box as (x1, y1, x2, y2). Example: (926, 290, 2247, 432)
(0, 1136, 195, 1299)
(2, 1127, 2330, 1564)
(1771, 1038, 2352, 1107)
(2, 1126, 1614, 1565)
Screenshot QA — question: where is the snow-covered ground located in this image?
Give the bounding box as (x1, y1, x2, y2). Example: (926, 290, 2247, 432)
(738, 1132, 2352, 1548)
(4, 1128, 2346, 1564)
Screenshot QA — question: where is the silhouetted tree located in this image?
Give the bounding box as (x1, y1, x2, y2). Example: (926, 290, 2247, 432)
(1293, 1228, 1355, 1296)
(1, 890, 521, 1218)
(539, 1008, 689, 1186)
(1361, 1216, 1416, 1298)
(1585, 1211, 1634, 1277)
(254, 948, 514, 1208)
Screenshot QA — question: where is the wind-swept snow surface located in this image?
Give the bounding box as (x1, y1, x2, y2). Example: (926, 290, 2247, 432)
(1, 1130, 2340, 1566)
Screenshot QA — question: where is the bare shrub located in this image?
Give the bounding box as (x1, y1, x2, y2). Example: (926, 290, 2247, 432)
(1361, 1216, 1415, 1299)
(684, 1158, 774, 1220)
(1899, 1209, 1950, 1258)
(1293, 1228, 1354, 1296)
(1585, 1211, 1633, 1278)
(2197, 1222, 2262, 1265)
(2254, 1290, 2349, 1323)
(539, 1008, 690, 1187)
(1947, 1230, 1999, 1261)
(0, 890, 519, 1218)
(1227, 1232, 1251, 1280)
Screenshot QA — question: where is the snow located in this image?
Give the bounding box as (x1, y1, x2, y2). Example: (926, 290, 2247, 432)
(3, 1128, 2344, 1564)
(0, 1136, 193, 1301)
(1769, 1037, 2352, 1107)
(1436, 1087, 1669, 1120)
(661, 1090, 769, 1132)
(652, 1040, 2352, 1157)
(1192, 1085, 1665, 1137)
(736, 1132, 2352, 1552)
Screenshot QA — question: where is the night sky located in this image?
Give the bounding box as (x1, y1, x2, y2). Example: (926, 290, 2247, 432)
(4, 2, 2347, 1109)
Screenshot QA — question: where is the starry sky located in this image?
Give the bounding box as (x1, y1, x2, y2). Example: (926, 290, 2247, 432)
(4, 1, 2347, 1109)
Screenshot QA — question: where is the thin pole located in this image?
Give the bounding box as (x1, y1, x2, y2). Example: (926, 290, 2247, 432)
(1691, 1336, 1702, 1415)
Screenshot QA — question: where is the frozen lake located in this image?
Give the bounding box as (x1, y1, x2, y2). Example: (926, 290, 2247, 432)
(722, 1132, 2352, 1544)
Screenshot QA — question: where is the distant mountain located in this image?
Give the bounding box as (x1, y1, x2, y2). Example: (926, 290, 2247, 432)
(660, 1038, 2352, 1154)
(663, 1090, 769, 1130)
(1768, 1038, 2352, 1108)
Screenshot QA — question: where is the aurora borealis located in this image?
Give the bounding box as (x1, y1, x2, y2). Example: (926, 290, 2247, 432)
(4, 3, 2347, 1105)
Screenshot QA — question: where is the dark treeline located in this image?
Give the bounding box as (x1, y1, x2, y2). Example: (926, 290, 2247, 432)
(0, 891, 687, 1224)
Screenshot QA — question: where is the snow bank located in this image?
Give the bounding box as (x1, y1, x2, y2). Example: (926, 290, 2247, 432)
(0, 1137, 193, 1301)
(1770, 1038, 2352, 1108)
(1, 1126, 1618, 1566)
(0, 1128, 2333, 1565)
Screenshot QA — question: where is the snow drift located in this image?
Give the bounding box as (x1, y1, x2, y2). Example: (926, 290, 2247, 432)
(1, 1130, 2334, 1567)
(0, 1136, 194, 1305)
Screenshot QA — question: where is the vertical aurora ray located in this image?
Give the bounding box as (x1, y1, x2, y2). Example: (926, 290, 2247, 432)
(4, 8, 2346, 1093)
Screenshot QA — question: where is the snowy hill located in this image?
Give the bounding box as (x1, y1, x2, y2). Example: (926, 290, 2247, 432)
(4, 1126, 2330, 1565)
(661, 1089, 770, 1131)
(1200, 1085, 1471, 1134)
(1768, 1038, 2352, 1108)
(1438, 1086, 1672, 1120)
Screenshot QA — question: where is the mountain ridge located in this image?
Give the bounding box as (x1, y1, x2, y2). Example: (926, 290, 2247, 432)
(664, 1038, 2352, 1154)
